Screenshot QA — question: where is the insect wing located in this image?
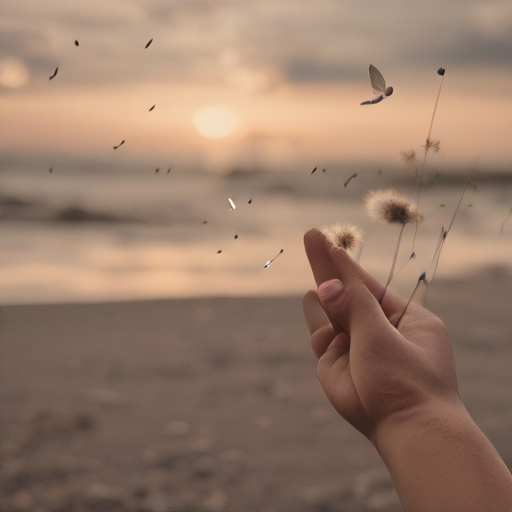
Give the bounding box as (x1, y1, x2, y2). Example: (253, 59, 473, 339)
(369, 64, 386, 95)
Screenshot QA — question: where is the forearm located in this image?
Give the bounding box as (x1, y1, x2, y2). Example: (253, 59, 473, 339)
(373, 401, 512, 512)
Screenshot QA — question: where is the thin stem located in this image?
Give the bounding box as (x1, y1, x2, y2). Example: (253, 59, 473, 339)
(446, 177, 474, 234)
(395, 272, 427, 328)
(491, 204, 512, 254)
(427, 76, 444, 146)
(412, 74, 445, 210)
(386, 223, 405, 287)
(411, 218, 419, 255)
(395, 251, 416, 277)
(354, 242, 364, 264)
(419, 175, 474, 304)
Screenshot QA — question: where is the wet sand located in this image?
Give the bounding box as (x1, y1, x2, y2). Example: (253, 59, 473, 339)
(1, 269, 511, 512)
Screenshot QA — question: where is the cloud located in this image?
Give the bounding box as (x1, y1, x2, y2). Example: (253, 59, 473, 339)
(1, 0, 511, 90)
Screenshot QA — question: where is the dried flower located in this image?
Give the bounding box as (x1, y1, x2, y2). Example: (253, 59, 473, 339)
(324, 223, 365, 251)
(364, 189, 425, 225)
(400, 149, 417, 171)
(424, 138, 440, 153)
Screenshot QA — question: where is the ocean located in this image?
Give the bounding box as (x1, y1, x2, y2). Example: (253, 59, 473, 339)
(1, 161, 511, 305)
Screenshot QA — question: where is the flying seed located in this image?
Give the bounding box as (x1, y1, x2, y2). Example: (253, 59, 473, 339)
(49, 67, 58, 80)
(344, 173, 358, 188)
(113, 140, 125, 150)
(437, 68, 445, 76)
(260, 249, 284, 271)
(145, 38, 153, 49)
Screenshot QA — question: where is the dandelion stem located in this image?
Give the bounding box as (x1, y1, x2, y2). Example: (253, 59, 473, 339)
(492, 204, 512, 254)
(386, 223, 405, 287)
(412, 73, 445, 211)
(396, 272, 427, 328)
(420, 175, 475, 303)
(427, 75, 444, 148)
(446, 177, 474, 234)
(411, 218, 420, 255)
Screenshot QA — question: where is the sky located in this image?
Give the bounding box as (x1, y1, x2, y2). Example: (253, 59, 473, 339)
(1, 0, 512, 173)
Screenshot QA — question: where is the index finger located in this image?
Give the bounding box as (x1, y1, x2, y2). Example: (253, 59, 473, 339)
(304, 227, 407, 319)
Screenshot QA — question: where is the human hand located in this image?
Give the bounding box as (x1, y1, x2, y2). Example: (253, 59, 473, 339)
(303, 227, 512, 511)
(302, 227, 462, 442)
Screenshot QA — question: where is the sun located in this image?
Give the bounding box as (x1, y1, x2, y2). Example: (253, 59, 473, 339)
(193, 105, 236, 139)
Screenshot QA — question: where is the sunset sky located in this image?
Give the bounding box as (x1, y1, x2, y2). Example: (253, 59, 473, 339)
(2, 0, 512, 173)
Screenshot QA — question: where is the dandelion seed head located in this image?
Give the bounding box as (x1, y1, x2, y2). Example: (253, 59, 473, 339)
(400, 149, 417, 171)
(323, 223, 365, 251)
(364, 189, 425, 225)
(424, 138, 441, 153)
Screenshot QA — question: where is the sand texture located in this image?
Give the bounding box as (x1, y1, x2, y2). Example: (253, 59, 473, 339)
(1, 270, 512, 512)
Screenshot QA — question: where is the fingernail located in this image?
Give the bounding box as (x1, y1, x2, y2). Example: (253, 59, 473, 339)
(318, 279, 345, 303)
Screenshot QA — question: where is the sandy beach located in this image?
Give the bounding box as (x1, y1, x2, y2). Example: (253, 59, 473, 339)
(1, 269, 512, 512)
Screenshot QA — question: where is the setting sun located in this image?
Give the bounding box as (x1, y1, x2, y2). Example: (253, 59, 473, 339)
(193, 105, 236, 139)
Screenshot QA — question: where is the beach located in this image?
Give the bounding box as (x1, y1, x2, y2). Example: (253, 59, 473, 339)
(1, 269, 511, 512)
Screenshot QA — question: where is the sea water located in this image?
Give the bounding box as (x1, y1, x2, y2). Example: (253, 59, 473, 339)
(1, 162, 511, 305)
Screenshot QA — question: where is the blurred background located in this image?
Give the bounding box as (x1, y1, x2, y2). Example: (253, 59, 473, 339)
(1, 2, 512, 512)
(1, 0, 511, 304)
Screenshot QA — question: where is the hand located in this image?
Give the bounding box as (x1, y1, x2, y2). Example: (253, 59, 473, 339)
(303, 227, 512, 511)
(302, 227, 462, 442)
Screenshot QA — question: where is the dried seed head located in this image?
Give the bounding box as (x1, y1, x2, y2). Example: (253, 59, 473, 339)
(323, 223, 365, 251)
(364, 189, 426, 225)
(400, 149, 417, 171)
(424, 138, 441, 153)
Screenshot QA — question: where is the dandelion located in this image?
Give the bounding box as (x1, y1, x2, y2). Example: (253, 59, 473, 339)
(364, 189, 425, 226)
(323, 223, 364, 251)
(424, 138, 440, 154)
(400, 149, 417, 171)
(364, 189, 425, 287)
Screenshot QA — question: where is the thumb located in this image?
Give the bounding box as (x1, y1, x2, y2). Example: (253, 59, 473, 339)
(318, 278, 394, 342)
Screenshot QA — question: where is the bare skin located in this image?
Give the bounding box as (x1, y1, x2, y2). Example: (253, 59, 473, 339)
(302, 227, 512, 512)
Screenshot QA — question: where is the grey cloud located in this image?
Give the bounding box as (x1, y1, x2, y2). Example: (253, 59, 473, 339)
(1, 0, 511, 90)
(283, 60, 361, 83)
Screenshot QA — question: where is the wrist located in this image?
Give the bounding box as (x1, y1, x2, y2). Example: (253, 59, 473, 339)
(371, 399, 512, 512)
(371, 397, 468, 454)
